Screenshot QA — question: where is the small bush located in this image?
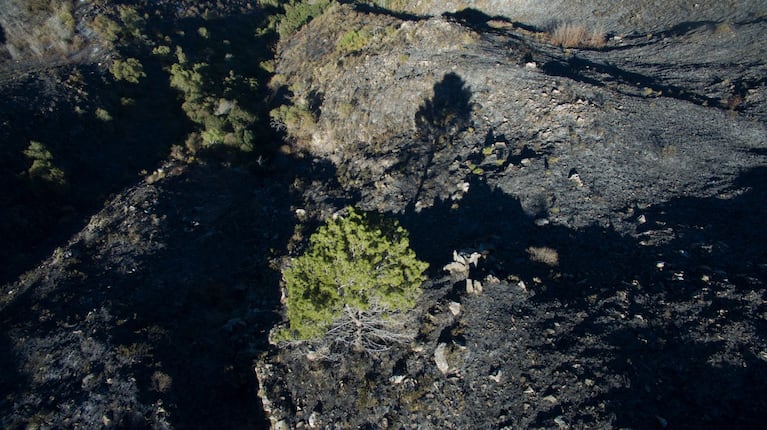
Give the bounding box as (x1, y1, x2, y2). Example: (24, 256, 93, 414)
(110, 58, 146, 83)
(277, 0, 332, 39)
(270, 104, 316, 131)
(336, 28, 371, 55)
(95, 107, 112, 122)
(169, 60, 257, 152)
(23, 141, 66, 186)
(278, 208, 428, 350)
(92, 15, 121, 44)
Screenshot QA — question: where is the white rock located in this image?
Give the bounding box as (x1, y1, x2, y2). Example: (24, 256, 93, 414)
(389, 375, 407, 384)
(466, 252, 482, 267)
(489, 370, 503, 383)
(554, 416, 568, 429)
(443, 261, 469, 277)
(484, 274, 501, 285)
(434, 343, 450, 374)
(543, 395, 559, 404)
(308, 411, 319, 428)
(466, 279, 483, 295)
(448, 301, 462, 316)
(453, 250, 466, 265)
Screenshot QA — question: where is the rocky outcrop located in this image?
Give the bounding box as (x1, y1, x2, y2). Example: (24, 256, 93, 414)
(274, 4, 766, 226)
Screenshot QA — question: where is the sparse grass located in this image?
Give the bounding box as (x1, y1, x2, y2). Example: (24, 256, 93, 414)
(549, 23, 605, 49)
(527, 246, 559, 267)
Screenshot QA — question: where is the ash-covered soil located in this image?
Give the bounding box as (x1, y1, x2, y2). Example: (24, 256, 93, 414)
(2, 1, 767, 429)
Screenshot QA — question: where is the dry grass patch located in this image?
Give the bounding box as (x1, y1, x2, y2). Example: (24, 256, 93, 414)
(550, 23, 605, 49)
(527, 246, 560, 267)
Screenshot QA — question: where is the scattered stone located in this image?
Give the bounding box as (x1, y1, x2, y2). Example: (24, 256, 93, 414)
(81, 373, 97, 390)
(554, 416, 568, 429)
(466, 279, 483, 295)
(489, 370, 503, 383)
(435, 343, 450, 374)
(308, 411, 320, 428)
(534, 218, 550, 226)
(543, 395, 559, 404)
(568, 169, 584, 187)
(444, 261, 469, 277)
(389, 375, 407, 384)
(448, 301, 462, 316)
(637, 214, 647, 224)
(484, 274, 501, 285)
(656, 415, 668, 428)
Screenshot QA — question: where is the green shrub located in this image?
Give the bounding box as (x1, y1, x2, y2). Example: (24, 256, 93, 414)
(92, 15, 121, 43)
(279, 208, 428, 345)
(118, 5, 145, 40)
(95, 107, 112, 122)
(23, 141, 66, 186)
(169, 60, 256, 152)
(110, 58, 146, 83)
(277, 0, 332, 39)
(336, 28, 371, 54)
(270, 103, 316, 131)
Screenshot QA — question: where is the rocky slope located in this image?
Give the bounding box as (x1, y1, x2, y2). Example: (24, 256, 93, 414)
(257, 2, 767, 429)
(1, 1, 766, 429)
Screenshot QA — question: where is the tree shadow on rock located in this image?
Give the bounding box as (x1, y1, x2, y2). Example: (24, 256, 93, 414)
(415, 72, 472, 146)
(443, 8, 541, 35)
(400, 177, 534, 276)
(401, 72, 472, 211)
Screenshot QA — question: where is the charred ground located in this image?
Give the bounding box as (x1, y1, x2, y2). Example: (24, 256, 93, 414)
(2, 1, 767, 429)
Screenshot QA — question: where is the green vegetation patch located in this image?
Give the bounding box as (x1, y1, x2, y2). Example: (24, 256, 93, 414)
(23, 141, 66, 186)
(276, 0, 332, 39)
(336, 28, 372, 55)
(278, 208, 428, 341)
(109, 57, 146, 83)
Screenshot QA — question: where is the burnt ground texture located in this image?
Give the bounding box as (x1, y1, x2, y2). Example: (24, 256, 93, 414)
(3, 1, 767, 429)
